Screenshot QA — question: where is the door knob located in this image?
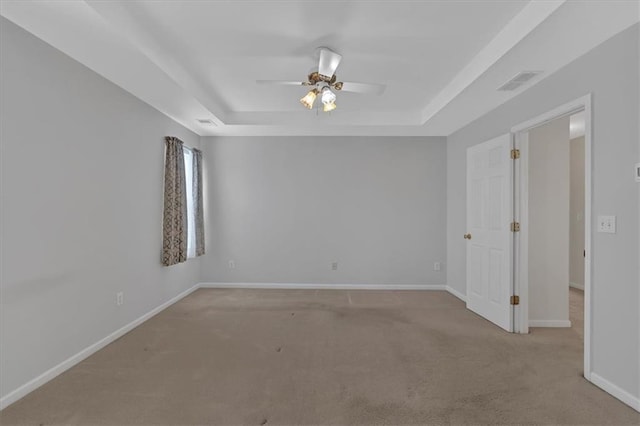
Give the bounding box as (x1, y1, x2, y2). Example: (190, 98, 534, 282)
(464, 233, 472, 240)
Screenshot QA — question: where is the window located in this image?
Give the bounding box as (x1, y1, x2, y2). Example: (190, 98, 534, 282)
(162, 136, 203, 266)
(183, 147, 196, 258)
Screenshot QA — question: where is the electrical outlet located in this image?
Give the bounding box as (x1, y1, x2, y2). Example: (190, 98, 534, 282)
(434, 262, 441, 271)
(116, 292, 124, 306)
(331, 262, 338, 271)
(228, 260, 235, 269)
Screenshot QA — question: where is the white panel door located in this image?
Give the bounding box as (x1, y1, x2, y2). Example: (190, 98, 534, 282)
(466, 134, 513, 332)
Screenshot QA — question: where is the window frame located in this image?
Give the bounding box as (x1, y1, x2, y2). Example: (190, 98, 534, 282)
(182, 146, 197, 259)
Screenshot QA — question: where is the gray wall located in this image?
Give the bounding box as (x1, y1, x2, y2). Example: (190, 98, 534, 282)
(0, 18, 201, 399)
(447, 24, 639, 399)
(3, 9, 638, 412)
(570, 136, 586, 289)
(528, 117, 570, 324)
(200, 136, 447, 286)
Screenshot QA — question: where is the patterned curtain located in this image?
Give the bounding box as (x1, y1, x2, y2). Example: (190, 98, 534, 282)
(192, 148, 205, 256)
(162, 136, 187, 266)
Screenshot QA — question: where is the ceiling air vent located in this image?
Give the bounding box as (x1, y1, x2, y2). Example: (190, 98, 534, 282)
(196, 119, 216, 126)
(497, 71, 542, 91)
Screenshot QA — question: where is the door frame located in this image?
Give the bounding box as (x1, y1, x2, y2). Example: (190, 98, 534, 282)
(511, 94, 593, 380)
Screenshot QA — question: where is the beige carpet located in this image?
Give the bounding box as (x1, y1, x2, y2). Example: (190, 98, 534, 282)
(2, 288, 638, 425)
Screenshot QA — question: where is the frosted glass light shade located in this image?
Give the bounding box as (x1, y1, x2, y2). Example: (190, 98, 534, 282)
(300, 89, 318, 109)
(323, 101, 337, 112)
(321, 87, 336, 105)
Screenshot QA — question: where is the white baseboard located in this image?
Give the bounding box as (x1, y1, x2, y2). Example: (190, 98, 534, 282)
(590, 373, 640, 412)
(3, 281, 446, 410)
(529, 319, 572, 328)
(445, 285, 467, 302)
(199, 282, 447, 291)
(9, 281, 638, 416)
(569, 281, 585, 290)
(0, 283, 200, 411)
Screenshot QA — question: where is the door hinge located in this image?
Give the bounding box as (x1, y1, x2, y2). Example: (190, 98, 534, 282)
(511, 149, 520, 159)
(510, 295, 520, 305)
(511, 222, 520, 232)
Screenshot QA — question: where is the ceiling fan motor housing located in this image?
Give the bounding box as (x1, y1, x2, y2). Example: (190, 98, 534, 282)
(307, 72, 342, 91)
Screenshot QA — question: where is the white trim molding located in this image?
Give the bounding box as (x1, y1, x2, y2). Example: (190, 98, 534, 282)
(445, 285, 467, 302)
(2, 281, 450, 410)
(511, 94, 592, 133)
(420, 0, 565, 123)
(199, 282, 447, 291)
(0, 284, 200, 411)
(528, 320, 571, 328)
(511, 93, 593, 380)
(590, 373, 640, 412)
(8, 278, 636, 415)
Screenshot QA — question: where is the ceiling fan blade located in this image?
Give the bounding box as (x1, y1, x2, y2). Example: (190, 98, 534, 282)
(256, 80, 306, 86)
(318, 48, 342, 78)
(338, 81, 386, 95)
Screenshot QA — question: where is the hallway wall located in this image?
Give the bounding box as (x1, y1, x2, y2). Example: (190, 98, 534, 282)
(528, 117, 570, 325)
(569, 136, 586, 289)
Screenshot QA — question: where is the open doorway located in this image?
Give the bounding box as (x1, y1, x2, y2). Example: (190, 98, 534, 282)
(512, 95, 592, 380)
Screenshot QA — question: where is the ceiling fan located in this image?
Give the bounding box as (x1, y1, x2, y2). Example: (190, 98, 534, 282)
(257, 47, 386, 112)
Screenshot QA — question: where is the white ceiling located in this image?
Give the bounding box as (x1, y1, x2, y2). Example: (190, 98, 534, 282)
(1, 1, 638, 137)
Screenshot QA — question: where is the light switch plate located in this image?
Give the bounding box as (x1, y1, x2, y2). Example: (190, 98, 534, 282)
(635, 163, 640, 182)
(597, 215, 616, 233)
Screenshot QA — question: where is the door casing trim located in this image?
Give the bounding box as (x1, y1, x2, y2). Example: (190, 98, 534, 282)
(510, 94, 592, 380)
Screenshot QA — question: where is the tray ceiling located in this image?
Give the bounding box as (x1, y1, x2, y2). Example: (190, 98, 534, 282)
(1, 1, 638, 136)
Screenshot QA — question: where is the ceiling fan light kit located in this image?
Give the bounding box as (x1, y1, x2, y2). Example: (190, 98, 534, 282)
(299, 76, 338, 111)
(320, 86, 337, 111)
(323, 100, 337, 112)
(300, 88, 318, 109)
(321, 86, 336, 104)
(259, 47, 386, 113)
